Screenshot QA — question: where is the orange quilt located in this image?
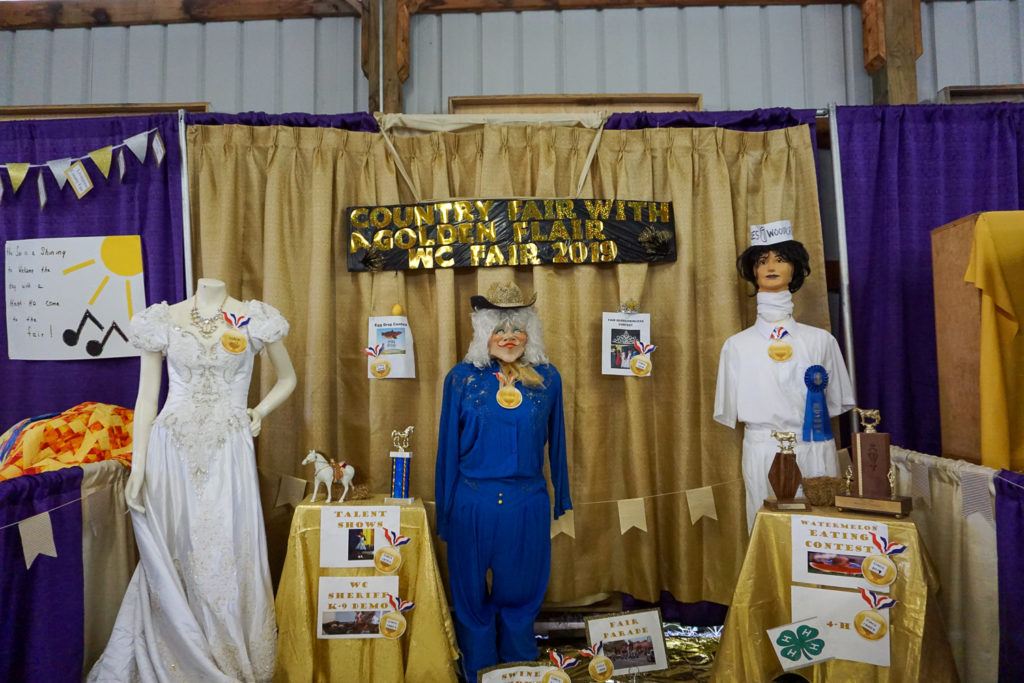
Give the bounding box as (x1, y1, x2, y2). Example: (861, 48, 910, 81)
(0, 402, 133, 481)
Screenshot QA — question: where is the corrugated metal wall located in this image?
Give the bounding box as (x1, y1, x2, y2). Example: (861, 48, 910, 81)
(0, 3, 1021, 114)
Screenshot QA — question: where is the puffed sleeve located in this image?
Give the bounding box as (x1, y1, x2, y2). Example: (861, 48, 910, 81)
(128, 302, 170, 353)
(545, 366, 572, 519)
(434, 365, 465, 542)
(823, 334, 856, 417)
(713, 337, 738, 428)
(246, 300, 290, 353)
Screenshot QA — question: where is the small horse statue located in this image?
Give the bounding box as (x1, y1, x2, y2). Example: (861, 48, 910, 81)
(301, 449, 355, 503)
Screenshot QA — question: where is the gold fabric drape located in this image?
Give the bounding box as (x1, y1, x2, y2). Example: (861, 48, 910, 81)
(963, 211, 1024, 470)
(187, 122, 828, 605)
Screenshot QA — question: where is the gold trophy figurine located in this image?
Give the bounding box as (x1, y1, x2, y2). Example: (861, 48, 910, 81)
(765, 430, 810, 511)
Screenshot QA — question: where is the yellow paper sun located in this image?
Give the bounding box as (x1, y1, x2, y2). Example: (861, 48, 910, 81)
(62, 235, 144, 318)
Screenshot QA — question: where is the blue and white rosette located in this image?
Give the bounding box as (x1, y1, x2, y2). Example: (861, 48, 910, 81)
(802, 365, 833, 442)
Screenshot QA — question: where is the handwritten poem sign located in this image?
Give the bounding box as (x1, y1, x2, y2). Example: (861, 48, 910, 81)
(5, 236, 145, 360)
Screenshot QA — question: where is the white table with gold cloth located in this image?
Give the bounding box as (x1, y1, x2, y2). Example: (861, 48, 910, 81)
(273, 495, 459, 682)
(712, 507, 959, 682)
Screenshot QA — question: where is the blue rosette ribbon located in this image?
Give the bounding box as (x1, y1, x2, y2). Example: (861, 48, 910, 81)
(803, 365, 833, 442)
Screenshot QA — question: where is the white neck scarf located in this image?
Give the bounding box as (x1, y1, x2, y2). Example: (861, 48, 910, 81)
(757, 290, 794, 324)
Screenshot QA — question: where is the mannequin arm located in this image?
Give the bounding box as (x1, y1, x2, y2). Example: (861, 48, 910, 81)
(126, 350, 164, 513)
(246, 339, 297, 437)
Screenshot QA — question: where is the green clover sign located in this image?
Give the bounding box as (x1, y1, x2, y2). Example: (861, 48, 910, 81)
(775, 624, 825, 662)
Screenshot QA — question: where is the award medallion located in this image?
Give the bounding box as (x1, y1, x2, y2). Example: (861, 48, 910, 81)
(494, 370, 522, 409)
(853, 609, 887, 640)
(540, 670, 572, 683)
(861, 554, 898, 586)
(370, 359, 391, 378)
(379, 611, 407, 639)
(221, 330, 248, 354)
(767, 340, 793, 362)
(374, 546, 403, 573)
(629, 354, 652, 376)
(588, 655, 614, 681)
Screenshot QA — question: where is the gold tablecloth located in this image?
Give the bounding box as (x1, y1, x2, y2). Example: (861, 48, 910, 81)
(273, 495, 459, 683)
(712, 507, 959, 682)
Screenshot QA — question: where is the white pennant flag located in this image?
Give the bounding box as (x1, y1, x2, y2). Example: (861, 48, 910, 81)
(117, 149, 126, 181)
(617, 498, 648, 534)
(550, 509, 576, 539)
(151, 131, 166, 166)
(18, 511, 58, 569)
(960, 470, 994, 522)
(1, 175, 5, 204)
(687, 485, 718, 523)
(124, 131, 150, 163)
(46, 158, 73, 189)
(37, 171, 47, 209)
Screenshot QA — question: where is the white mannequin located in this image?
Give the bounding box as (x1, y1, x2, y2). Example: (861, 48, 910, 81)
(125, 278, 297, 513)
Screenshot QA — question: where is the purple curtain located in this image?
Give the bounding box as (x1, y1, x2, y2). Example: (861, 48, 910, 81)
(995, 470, 1024, 681)
(0, 467, 84, 683)
(605, 107, 817, 131)
(186, 111, 379, 131)
(837, 104, 1024, 454)
(0, 114, 185, 432)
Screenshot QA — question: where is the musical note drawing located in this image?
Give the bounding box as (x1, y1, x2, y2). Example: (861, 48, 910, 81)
(63, 309, 104, 346)
(86, 321, 128, 357)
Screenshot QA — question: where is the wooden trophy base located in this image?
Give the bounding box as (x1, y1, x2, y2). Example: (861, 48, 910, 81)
(834, 494, 913, 518)
(764, 497, 811, 512)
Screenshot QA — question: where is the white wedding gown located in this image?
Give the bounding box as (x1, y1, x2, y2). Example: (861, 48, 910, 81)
(89, 300, 287, 683)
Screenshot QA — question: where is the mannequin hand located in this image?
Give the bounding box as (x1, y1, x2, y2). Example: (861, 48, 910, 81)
(247, 408, 263, 437)
(125, 468, 145, 514)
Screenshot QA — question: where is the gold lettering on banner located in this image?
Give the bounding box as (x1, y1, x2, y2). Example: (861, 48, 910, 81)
(437, 225, 456, 245)
(416, 225, 436, 247)
(469, 244, 487, 267)
(414, 205, 434, 226)
(393, 206, 414, 228)
(372, 230, 393, 250)
(436, 246, 455, 267)
(408, 248, 433, 269)
(454, 201, 473, 222)
(584, 199, 613, 219)
(513, 221, 530, 243)
(549, 221, 570, 241)
(350, 208, 370, 228)
(475, 200, 494, 220)
(585, 220, 606, 240)
(394, 228, 417, 250)
(476, 221, 497, 243)
(350, 232, 371, 253)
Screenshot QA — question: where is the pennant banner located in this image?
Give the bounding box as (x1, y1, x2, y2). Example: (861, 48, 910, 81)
(117, 149, 126, 181)
(275, 474, 308, 508)
(37, 172, 47, 209)
(550, 509, 576, 539)
(46, 158, 73, 189)
(18, 510, 58, 569)
(124, 131, 150, 163)
(960, 470, 994, 522)
(7, 162, 30, 193)
(686, 485, 718, 523)
(617, 497, 648, 534)
(89, 145, 113, 178)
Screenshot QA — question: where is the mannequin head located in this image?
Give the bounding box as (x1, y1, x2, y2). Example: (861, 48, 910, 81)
(737, 240, 810, 293)
(465, 306, 548, 369)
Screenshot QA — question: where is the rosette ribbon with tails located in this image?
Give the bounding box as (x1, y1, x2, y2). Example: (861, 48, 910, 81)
(802, 365, 833, 442)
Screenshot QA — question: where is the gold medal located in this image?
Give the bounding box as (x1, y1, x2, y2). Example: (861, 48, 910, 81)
(220, 330, 247, 354)
(854, 609, 887, 640)
(588, 655, 614, 681)
(861, 554, 898, 586)
(629, 354, 652, 376)
(370, 358, 391, 378)
(496, 385, 522, 409)
(541, 670, 572, 683)
(374, 545, 403, 573)
(379, 611, 407, 639)
(768, 340, 793, 362)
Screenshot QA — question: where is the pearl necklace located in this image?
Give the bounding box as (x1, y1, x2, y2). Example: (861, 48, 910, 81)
(190, 294, 228, 337)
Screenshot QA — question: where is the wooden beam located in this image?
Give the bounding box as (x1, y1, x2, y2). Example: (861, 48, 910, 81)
(0, 0, 359, 31)
(362, 0, 380, 112)
(382, 0, 402, 112)
(871, 0, 919, 104)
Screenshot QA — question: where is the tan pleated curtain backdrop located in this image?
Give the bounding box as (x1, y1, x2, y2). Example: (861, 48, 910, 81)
(186, 122, 829, 605)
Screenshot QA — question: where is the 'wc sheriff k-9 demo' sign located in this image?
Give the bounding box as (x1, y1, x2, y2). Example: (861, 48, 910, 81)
(346, 198, 676, 271)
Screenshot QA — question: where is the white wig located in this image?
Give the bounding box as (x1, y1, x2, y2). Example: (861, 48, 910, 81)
(464, 306, 549, 368)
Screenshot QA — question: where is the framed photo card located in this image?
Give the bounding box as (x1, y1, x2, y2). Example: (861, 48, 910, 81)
(584, 608, 669, 675)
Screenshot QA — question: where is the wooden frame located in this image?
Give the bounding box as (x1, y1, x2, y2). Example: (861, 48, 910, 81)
(0, 103, 210, 122)
(448, 93, 702, 115)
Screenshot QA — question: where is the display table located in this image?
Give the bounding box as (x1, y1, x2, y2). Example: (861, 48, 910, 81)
(712, 507, 959, 682)
(273, 495, 459, 683)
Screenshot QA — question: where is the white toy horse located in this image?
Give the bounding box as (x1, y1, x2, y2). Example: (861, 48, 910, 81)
(302, 449, 356, 503)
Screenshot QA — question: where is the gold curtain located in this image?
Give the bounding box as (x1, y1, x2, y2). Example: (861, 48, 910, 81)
(187, 122, 828, 605)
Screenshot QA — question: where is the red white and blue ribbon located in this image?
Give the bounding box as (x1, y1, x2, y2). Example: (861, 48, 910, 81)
(802, 365, 833, 442)
(386, 593, 415, 613)
(633, 340, 656, 356)
(770, 326, 790, 340)
(222, 311, 250, 328)
(548, 650, 579, 670)
(382, 528, 411, 548)
(364, 344, 383, 358)
(859, 587, 898, 611)
(579, 641, 604, 658)
(869, 532, 908, 556)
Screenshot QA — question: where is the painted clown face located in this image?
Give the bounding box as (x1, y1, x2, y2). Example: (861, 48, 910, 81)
(754, 250, 794, 293)
(488, 320, 527, 363)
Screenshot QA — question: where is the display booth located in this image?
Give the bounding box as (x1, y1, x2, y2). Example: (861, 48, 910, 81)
(2, 104, 1023, 682)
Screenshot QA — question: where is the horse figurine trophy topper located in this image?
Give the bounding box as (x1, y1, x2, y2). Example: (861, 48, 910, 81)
(386, 426, 415, 504)
(302, 449, 355, 503)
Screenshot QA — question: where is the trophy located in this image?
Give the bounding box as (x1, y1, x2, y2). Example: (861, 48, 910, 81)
(385, 426, 414, 505)
(834, 409, 912, 517)
(764, 431, 810, 511)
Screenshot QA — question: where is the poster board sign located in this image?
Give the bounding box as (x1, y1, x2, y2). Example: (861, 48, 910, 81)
(477, 663, 555, 682)
(317, 575, 398, 639)
(791, 585, 891, 667)
(584, 609, 668, 675)
(320, 506, 400, 568)
(791, 514, 891, 592)
(5, 236, 145, 360)
(601, 312, 651, 376)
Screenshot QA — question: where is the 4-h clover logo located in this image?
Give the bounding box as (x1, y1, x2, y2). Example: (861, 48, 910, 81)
(775, 624, 825, 661)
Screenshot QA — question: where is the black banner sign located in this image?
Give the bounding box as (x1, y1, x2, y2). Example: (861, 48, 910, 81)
(345, 199, 676, 272)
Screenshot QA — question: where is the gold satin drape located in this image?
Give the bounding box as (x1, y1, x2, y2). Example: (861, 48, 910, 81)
(187, 123, 829, 605)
